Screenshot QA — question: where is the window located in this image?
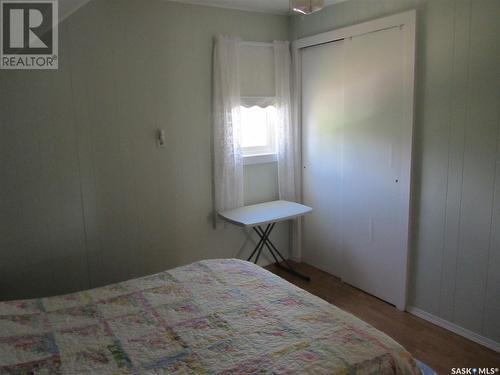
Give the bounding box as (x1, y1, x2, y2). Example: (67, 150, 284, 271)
(238, 44, 277, 165)
(240, 98, 277, 164)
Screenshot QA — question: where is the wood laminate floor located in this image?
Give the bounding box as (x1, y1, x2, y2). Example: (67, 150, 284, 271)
(266, 261, 500, 375)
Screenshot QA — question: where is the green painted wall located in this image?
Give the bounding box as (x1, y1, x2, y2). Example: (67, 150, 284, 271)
(290, 0, 500, 343)
(0, 0, 289, 299)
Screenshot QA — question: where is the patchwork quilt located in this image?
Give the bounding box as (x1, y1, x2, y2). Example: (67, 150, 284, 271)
(0, 259, 420, 374)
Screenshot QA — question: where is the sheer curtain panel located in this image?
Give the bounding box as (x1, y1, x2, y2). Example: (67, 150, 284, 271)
(274, 41, 297, 202)
(213, 35, 244, 213)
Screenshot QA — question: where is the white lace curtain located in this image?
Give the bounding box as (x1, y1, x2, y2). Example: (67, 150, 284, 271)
(213, 35, 244, 213)
(274, 41, 297, 202)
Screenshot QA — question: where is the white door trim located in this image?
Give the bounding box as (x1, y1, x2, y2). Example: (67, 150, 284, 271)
(292, 10, 416, 311)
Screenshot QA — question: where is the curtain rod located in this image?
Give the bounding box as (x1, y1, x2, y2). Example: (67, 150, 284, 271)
(240, 41, 274, 47)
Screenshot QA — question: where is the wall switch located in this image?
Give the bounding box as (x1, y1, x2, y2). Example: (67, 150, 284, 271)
(157, 129, 166, 148)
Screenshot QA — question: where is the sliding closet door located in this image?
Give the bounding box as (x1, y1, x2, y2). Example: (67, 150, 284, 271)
(301, 22, 413, 309)
(302, 40, 344, 278)
(341, 26, 410, 308)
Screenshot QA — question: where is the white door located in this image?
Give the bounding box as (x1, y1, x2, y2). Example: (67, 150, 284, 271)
(302, 25, 413, 309)
(302, 40, 345, 278)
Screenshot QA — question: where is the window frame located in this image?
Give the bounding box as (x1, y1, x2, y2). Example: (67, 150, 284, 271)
(243, 153, 278, 165)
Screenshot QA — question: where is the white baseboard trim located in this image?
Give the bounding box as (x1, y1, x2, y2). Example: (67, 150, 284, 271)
(407, 306, 500, 353)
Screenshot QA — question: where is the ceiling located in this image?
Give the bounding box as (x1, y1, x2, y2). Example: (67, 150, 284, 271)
(168, 0, 347, 15)
(58, 0, 347, 22)
(60, 0, 92, 21)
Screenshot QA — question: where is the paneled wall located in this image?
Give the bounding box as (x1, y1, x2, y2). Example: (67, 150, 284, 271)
(290, 0, 500, 343)
(0, 0, 289, 300)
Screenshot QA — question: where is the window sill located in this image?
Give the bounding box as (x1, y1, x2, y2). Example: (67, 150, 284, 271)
(243, 153, 277, 165)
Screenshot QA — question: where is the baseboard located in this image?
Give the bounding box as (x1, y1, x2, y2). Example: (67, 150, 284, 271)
(407, 306, 500, 353)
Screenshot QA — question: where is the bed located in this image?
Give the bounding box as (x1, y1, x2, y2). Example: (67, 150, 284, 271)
(0, 259, 422, 374)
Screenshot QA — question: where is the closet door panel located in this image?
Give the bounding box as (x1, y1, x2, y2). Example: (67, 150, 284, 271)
(301, 41, 344, 277)
(341, 26, 408, 306)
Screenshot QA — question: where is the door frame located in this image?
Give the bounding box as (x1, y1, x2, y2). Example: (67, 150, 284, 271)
(291, 10, 416, 310)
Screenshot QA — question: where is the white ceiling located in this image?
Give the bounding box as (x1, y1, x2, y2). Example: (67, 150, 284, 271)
(168, 0, 346, 15)
(58, 0, 345, 25)
(60, 0, 92, 21)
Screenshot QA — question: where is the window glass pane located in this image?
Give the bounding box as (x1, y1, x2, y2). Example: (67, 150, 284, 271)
(241, 106, 269, 148)
(240, 105, 277, 157)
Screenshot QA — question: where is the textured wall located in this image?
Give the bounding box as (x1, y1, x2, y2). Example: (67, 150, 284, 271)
(0, 0, 289, 300)
(290, 0, 500, 343)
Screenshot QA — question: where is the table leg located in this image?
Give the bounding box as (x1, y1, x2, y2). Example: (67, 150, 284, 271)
(247, 223, 271, 262)
(254, 223, 275, 264)
(253, 225, 310, 282)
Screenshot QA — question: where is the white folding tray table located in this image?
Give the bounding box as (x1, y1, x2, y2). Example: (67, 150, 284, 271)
(218, 200, 313, 281)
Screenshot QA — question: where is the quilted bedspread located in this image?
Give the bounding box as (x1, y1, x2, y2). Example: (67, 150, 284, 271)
(0, 259, 420, 374)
